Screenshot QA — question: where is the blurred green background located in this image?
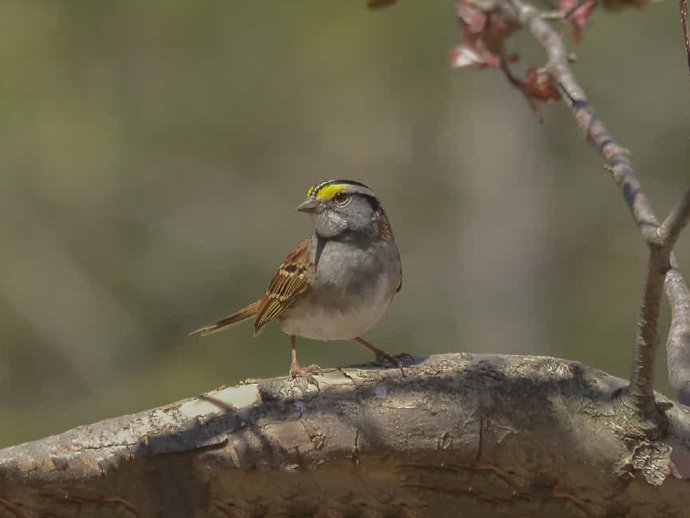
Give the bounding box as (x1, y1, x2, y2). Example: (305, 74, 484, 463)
(0, 1, 687, 448)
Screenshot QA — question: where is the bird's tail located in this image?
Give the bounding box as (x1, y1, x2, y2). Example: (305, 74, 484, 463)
(189, 301, 260, 337)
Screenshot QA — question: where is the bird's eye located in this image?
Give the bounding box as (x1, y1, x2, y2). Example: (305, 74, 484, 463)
(333, 192, 350, 205)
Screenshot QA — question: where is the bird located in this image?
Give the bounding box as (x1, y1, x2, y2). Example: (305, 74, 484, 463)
(190, 179, 404, 387)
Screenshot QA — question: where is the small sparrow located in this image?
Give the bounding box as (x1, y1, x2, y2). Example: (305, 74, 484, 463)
(191, 180, 403, 386)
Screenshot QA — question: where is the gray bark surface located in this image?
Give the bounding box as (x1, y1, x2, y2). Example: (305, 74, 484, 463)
(1, 353, 690, 517)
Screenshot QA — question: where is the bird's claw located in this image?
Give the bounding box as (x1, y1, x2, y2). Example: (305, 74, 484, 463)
(289, 364, 322, 389)
(374, 352, 412, 376)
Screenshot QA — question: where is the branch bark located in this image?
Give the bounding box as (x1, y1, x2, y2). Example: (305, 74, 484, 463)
(1, 354, 690, 517)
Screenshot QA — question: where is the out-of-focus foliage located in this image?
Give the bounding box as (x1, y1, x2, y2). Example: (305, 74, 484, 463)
(0, 1, 687, 447)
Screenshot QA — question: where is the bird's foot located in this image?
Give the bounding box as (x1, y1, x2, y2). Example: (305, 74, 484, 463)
(373, 352, 413, 376)
(289, 363, 322, 389)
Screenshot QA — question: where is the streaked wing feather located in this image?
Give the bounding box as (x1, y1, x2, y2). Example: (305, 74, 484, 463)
(255, 237, 314, 333)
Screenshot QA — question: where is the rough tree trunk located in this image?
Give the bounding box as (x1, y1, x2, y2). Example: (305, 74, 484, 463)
(1, 353, 689, 517)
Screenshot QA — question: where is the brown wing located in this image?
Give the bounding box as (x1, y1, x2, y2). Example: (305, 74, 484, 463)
(378, 212, 402, 293)
(254, 236, 314, 333)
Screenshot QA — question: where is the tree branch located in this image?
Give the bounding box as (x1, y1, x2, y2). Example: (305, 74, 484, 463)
(502, 0, 690, 415)
(666, 267, 690, 404)
(632, 190, 690, 414)
(1, 354, 690, 516)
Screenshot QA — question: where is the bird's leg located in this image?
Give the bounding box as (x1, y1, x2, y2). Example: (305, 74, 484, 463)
(353, 337, 410, 375)
(289, 335, 321, 388)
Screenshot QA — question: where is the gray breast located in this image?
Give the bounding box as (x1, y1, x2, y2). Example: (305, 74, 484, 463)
(311, 239, 400, 307)
(279, 237, 401, 341)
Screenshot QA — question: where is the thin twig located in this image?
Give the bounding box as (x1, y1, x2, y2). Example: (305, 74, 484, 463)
(655, 189, 690, 249)
(508, 1, 658, 238)
(505, 0, 690, 415)
(680, 0, 690, 80)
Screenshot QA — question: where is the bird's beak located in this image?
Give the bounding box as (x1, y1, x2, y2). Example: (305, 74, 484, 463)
(296, 197, 323, 213)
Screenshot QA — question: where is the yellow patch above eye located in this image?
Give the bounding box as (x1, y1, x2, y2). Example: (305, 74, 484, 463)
(315, 184, 350, 200)
(306, 185, 316, 196)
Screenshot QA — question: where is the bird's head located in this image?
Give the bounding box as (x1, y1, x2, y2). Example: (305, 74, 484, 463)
(296, 180, 383, 239)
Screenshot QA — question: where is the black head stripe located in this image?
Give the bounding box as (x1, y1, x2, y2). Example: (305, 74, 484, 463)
(312, 179, 370, 195)
(363, 194, 381, 212)
(330, 179, 369, 189)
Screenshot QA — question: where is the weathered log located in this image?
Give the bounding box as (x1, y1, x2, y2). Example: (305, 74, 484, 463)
(1, 353, 689, 517)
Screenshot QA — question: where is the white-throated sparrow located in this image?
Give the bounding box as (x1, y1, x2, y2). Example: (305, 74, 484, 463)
(191, 180, 403, 386)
